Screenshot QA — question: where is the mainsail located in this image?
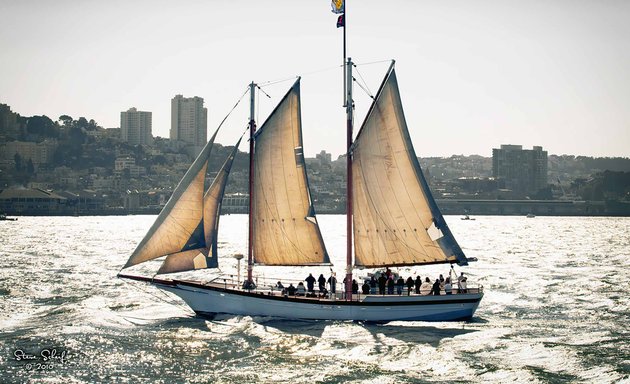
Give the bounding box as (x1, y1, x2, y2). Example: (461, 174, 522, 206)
(157, 138, 243, 274)
(122, 129, 219, 269)
(252, 79, 330, 265)
(351, 64, 468, 267)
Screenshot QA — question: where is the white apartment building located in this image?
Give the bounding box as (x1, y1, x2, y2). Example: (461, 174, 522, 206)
(121, 107, 152, 145)
(170, 95, 207, 146)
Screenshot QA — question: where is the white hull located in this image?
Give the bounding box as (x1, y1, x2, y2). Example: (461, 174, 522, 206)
(156, 280, 483, 322)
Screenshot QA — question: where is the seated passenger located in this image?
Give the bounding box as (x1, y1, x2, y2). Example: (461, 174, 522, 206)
(420, 277, 432, 295)
(287, 283, 297, 296)
(296, 282, 306, 296)
(242, 280, 256, 290)
(275, 281, 284, 291)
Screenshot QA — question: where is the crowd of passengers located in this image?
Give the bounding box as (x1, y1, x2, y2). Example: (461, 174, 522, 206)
(274, 268, 470, 298)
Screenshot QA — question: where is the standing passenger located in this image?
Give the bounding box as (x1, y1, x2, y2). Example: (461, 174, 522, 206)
(432, 279, 441, 296)
(305, 273, 316, 292)
(387, 276, 395, 295)
(396, 276, 405, 295)
(406, 277, 414, 296)
(328, 274, 337, 294)
(444, 277, 452, 295)
(414, 276, 422, 294)
(378, 274, 387, 295)
(318, 274, 326, 292)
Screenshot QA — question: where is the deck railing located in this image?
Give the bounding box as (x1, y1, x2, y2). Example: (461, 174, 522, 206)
(199, 273, 483, 301)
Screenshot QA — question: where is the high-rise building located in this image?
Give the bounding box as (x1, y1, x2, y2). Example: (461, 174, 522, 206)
(121, 107, 152, 145)
(170, 95, 207, 146)
(492, 144, 548, 194)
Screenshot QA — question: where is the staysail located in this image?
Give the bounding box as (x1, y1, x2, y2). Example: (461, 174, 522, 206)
(157, 137, 243, 274)
(351, 64, 468, 267)
(122, 129, 219, 269)
(252, 78, 330, 265)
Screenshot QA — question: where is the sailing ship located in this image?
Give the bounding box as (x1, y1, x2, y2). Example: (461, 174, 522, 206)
(119, 61, 483, 321)
(119, 4, 483, 322)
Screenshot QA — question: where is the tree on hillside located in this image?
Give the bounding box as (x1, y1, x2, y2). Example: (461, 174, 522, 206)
(26, 115, 58, 139)
(59, 115, 73, 127)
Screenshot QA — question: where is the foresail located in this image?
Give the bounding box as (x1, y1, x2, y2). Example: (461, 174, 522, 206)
(157, 138, 243, 274)
(252, 79, 330, 265)
(122, 130, 219, 269)
(351, 65, 468, 267)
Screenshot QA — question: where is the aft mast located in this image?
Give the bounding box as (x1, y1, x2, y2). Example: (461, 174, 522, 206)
(247, 81, 256, 286)
(336, 0, 354, 301)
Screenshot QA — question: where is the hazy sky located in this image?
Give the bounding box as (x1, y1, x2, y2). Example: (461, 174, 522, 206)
(1, 0, 628, 158)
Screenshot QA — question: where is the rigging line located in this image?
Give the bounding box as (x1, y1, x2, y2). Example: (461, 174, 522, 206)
(120, 277, 192, 314)
(216, 86, 250, 132)
(256, 85, 272, 99)
(353, 76, 374, 100)
(258, 64, 342, 88)
(354, 59, 393, 67)
(353, 66, 374, 99)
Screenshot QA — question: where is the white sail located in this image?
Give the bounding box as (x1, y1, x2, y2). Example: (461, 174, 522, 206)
(351, 65, 468, 267)
(122, 129, 219, 269)
(252, 79, 330, 265)
(157, 138, 242, 274)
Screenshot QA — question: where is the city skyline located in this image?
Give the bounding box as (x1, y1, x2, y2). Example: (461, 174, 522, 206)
(1, 0, 629, 159)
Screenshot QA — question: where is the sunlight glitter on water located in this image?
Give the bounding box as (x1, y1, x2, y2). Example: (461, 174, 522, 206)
(0, 215, 628, 383)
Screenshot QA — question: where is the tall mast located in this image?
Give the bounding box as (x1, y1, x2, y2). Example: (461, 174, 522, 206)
(338, 1, 353, 300)
(345, 57, 354, 300)
(247, 81, 256, 284)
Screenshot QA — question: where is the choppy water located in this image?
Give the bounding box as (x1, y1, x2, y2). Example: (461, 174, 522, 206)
(0, 215, 628, 383)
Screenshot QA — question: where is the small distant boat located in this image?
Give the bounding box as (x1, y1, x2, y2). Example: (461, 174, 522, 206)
(461, 215, 476, 221)
(0, 213, 17, 221)
(526, 213, 536, 218)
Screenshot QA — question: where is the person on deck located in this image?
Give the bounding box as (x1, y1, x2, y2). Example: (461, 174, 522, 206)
(287, 283, 296, 296)
(296, 282, 306, 296)
(459, 276, 468, 294)
(387, 276, 395, 295)
(414, 276, 422, 294)
(396, 276, 405, 295)
(420, 277, 432, 295)
(328, 274, 337, 294)
(378, 274, 387, 295)
(370, 275, 377, 294)
(432, 279, 441, 295)
(385, 267, 392, 279)
(305, 273, 316, 292)
(444, 277, 453, 295)
(276, 281, 284, 290)
(351, 279, 359, 294)
(318, 274, 326, 292)
(406, 276, 414, 296)
(457, 272, 466, 293)
(362, 281, 371, 294)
